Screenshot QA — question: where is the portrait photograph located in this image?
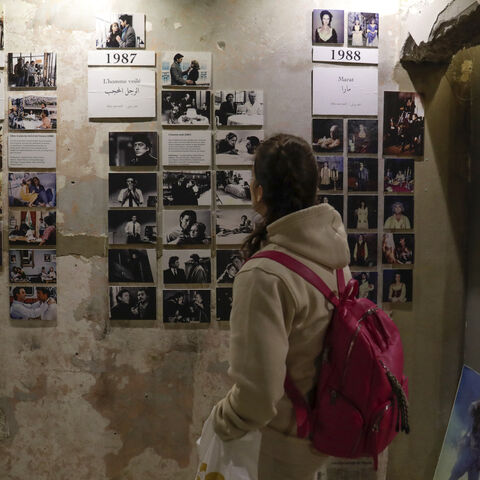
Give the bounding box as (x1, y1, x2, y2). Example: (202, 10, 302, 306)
(10, 286, 57, 321)
(161, 90, 211, 126)
(9, 96, 57, 131)
(215, 130, 264, 166)
(214, 90, 264, 127)
(216, 170, 252, 206)
(312, 9, 344, 45)
(8, 172, 56, 207)
(163, 289, 211, 324)
(109, 132, 158, 167)
(384, 196, 414, 230)
(316, 156, 343, 192)
(384, 158, 414, 193)
(0, 9, 4, 49)
(163, 171, 211, 206)
(382, 233, 414, 265)
(318, 194, 344, 218)
(347, 119, 378, 154)
(8, 210, 56, 246)
(8, 53, 57, 89)
(216, 208, 260, 246)
(348, 158, 378, 192)
(109, 173, 157, 208)
(352, 271, 378, 303)
(312, 118, 343, 153)
(108, 248, 156, 283)
(383, 91, 424, 156)
(347, 195, 378, 230)
(347, 12, 379, 48)
(9, 249, 56, 284)
(348, 233, 377, 268)
(161, 51, 212, 87)
(217, 287, 233, 321)
(382, 269, 413, 304)
(95, 13, 145, 49)
(109, 286, 156, 320)
(163, 209, 212, 246)
(162, 250, 211, 285)
(108, 210, 157, 245)
(216, 250, 245, 284)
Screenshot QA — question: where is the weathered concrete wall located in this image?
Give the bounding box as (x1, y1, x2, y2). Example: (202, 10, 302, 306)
(0, 1, 467, 479)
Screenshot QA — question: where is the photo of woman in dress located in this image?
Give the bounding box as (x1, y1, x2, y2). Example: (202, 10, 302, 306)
(383, 270, 413, 304)
(366, 16, 379, 47)
(312, 9, 344, 45)
(347, 195, 378, 230)
(106, 22, 120, 48)
(352, 271, 377, 302)
(347, 12, 379, 48)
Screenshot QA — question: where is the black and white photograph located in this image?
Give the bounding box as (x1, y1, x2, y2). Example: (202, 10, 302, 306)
(217, 288, 233, 321)
(0, 9, 4, 50)
(8, 96, 57, 130)
(163, 289, 211, 323)
(108, 249, 156, 283)
(316, 157, 343, 192)
(384, 158, 414, 193)
(384, 196, 414, 230)
(109, 132, 158, 167)
(347, 119, 378, 154)
(347, 233, 377, 267)
(347, 158, 378, 192)
(109, 286, 156, 320)
(312, 119, 343, 153)
(312, 9, 344, 45)
(347, 195, 378, 230)
(347, 12, 379, 47)
(95, 13, 145, 48)
(216, 170, 252, 206)
(8, 53, 57, 88)
(383, 91, 425, 156)
(318, 194, 344, 218)
(214, 91, 264, 127)
(8, 172, 56, 207)
(10, 286, 57, 321)
(216, 209, 260, 246)
(216, 250, 245, 284)
(108, 210, 157, 245)
(161, 91, 211, 126)
(352, 271, 378, 302)
(382, 233, 414, 265)
(215, 130, 264, 166)
(162, 250, 211, 284)
(161, 51, 212, 87)
(8, 210, 56, 246)
(163, 209, 212, 246)
(109, 173, 157, 208)
(382, 269, 413, 304)
(163, 171, 211, 206)
(9, 250, 56, 283)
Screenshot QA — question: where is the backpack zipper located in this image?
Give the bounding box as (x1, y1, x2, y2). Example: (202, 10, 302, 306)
(371, 402, 392, 432)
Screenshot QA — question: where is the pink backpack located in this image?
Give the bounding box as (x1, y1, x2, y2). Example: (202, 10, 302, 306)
(252, 251, 409, 469)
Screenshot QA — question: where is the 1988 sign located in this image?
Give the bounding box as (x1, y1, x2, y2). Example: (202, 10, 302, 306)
(331, 49, 361, 61)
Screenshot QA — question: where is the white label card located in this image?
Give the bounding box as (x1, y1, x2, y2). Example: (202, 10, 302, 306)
(88, 50, 156, 67)
(313, 47, 379, 65)
(0, 52, 5, 68)
(8, 133, 57, 168)
(162, 130, 212, 166)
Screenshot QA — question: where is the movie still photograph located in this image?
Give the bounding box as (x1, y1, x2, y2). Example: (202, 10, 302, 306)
(347, 12, 379, 47)
(9, 250, 56, 284)
(384, 158, 414, 193)
(161, 90, 211, 126)
(348, 233, 377, 268)
(318, 194, 344, 218)
(216, 250, 245, 284)
(108, 248, 156, 283)
(216, 209, 259, 246)
(214, 90, 264, 127)
(217, 287, 233, 321)
(163, 289, 211, 324)
(9, 96, 57, 130)
(10, 286, 57, 321)
(109, 286, 156, 320)
(108, 173, 157, 208)
(8, 53, 57, 88)
(312, 118, 343, 153)
(163, 171, 211, 206)
(382, 269, 413, 304)
(163, 209, 212, 246)
(312, 9, 344, 44)
(352, 271, 378, 302)
(162, 250, 211, 285)
(384, 196, 414, 230)
(347, 119, 378, 154)
(161, 51, 212, 87)
(95, 13, 145, 48)
(215, 130, 264, 166)
(216, 170, 252, 206)
(347, 195, 378, 230)
(382, 233, 414, 265)
(8, 210, 56, 246)
(109, 132, 158, 168)
(8, 172, 56, 207)
(383, 91, 424, 156)
(317, 157, 343, 192)
(348, 158, 378, 192)
(108, 210, 157, 245)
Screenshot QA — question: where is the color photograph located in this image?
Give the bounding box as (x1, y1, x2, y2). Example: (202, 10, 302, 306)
(312, 119, 343, 153)
(384, 158, 414, 193)
(95, 13, 145, 48)
(382, 269, 413, 304)
(347, 119, 378, 154)
(161, 51, 212, 87)
(312, 9, 344, 45)
(347, 12, 379, 47)
(347, 195, 378, 230)
(8, 210, 56, 246)
(348, 158, 378, 192)
(10, 286, 57, 321)
(384, 196, 414, 230)
(8, 53, 57, 88)
(317, 157, 343, 192)
(8, 96, 57, 130)
(348, 233, 377, 267)
(8, 172, 56, 207)
(9, 250, 56, 283)
(318, 194, 344, 218)
(382, 233, 414, 265)
(352, 271, 377, 302)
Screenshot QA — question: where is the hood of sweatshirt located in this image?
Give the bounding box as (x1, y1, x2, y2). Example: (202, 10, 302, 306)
(266, 204, 350, 269)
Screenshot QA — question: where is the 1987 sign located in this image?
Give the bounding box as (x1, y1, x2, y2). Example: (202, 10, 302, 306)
(88, 50, 156, 67)
(313, 47, 378, 65)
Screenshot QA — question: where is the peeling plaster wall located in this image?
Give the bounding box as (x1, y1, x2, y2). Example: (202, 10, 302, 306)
(0, 1, 467, 479)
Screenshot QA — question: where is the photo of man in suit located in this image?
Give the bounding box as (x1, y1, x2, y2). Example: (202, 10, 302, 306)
(163, 255, 187, 284)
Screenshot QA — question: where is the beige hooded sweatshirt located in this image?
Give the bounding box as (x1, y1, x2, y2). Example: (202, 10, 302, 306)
(213, 203, 351, 467)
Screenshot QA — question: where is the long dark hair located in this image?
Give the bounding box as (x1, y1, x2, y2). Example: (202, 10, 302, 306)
(242, 134, 318, 258)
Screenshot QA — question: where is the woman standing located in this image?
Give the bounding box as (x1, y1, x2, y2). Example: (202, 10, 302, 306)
(355, 200, 369, 229)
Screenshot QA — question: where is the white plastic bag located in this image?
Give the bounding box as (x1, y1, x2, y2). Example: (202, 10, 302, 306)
(195, 407, 262, 480)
